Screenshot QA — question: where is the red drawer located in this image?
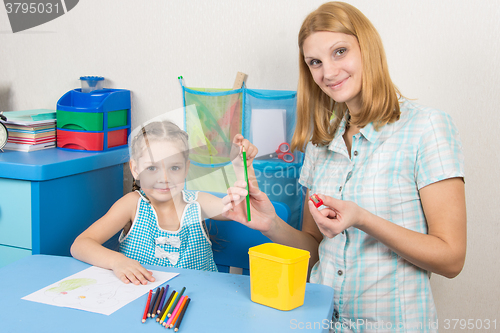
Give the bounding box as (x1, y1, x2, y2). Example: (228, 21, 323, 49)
(108, 129, 128, 148)
(57, 129, 127, 151)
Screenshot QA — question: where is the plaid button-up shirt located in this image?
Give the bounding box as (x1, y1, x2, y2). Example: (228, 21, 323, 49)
(299, 99, 465, 332)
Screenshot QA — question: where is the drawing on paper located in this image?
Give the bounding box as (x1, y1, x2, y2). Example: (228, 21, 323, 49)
(22, 266, 179, 315)
(44, 277, 127, 309)
(47, 278, 97, 294)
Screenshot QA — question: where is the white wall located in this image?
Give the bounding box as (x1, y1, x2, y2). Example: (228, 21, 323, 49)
(1, 0, 499, 330)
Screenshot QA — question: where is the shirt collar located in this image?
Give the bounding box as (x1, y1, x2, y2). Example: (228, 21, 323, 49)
(328, 112, 383, 149)
(359, 121, 382, 143)
(328, 112, 349, 152)
(328, 100, 407, 148)
(327, 111, 406, 156)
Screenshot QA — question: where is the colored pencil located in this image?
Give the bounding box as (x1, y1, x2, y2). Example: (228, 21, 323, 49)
(242, 146, 251, 221)
(157, 285, 168, 314)
(174, 298, 191, 332)
(160, 291, 178, 324)
(169, 295, 188, 328)
(158, 290, 175, 323)
(148, 287, 160, 318)
(151, 286, 164, 318)
(141, 289, 152, 323)
(167, 287, 185, 318)
(166, 295, 186, 328)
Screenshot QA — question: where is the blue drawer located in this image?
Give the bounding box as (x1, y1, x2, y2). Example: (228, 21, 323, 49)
(0, 245, 31, 268)
(0, 178, 31, 249)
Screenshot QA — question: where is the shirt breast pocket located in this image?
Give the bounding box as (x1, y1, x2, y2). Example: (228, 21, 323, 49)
(355, 150, 417, 216)
(352, 152, 401, 217)
(358, 151, 402, 187)
(386, 152, 423, 230)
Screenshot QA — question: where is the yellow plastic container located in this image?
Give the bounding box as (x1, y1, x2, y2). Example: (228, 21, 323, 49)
(248, 243, 310, 311)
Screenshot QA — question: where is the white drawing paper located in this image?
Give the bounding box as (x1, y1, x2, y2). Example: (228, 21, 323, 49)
(251, 109, 286, 157)
(22, 266, 179, 315)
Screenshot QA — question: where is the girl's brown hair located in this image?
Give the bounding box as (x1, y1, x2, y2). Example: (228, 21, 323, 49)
(292, 1, 401, 152)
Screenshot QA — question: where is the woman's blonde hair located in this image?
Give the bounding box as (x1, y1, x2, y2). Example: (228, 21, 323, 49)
(292, 1, 401, 152)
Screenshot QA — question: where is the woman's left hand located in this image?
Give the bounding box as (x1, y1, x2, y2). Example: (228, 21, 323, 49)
(222, 179, 277, 233)
(308, 194, 366, 238)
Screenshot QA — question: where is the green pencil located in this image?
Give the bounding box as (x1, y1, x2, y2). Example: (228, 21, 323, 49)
(166, 287, 186, 319)
(242, 146, 251, 222)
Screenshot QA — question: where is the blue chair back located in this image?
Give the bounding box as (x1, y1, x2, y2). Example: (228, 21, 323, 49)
(206, 200, 291, 275)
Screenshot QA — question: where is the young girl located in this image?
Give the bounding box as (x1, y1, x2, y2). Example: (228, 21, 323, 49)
(71, 120, 257, 285)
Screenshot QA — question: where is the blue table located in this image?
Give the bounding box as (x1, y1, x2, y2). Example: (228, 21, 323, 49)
(0, 255, 334, 333)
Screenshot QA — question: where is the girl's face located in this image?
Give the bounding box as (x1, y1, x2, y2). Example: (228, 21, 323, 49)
(130, 140, 189, 203)
(303, 31, 363, 114)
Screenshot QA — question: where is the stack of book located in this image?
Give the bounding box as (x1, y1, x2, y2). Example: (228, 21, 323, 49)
(3, 109, 56, 152)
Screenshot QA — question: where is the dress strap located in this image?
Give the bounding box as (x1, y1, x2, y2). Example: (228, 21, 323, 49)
(136, 189, 150, 202)
(181, 190, 198, 203)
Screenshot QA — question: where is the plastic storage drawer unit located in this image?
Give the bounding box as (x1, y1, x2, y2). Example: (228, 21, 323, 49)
(56, 88, 131, 151)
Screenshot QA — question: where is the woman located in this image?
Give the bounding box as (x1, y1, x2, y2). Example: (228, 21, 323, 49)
(223, 2, 465, 332)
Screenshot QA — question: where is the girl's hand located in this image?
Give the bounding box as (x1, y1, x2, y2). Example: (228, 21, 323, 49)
(307, 194, 365, 238)
(231, 134, 258, 167)
(110, 256, 156, 285)
(221, 179, 277, 233)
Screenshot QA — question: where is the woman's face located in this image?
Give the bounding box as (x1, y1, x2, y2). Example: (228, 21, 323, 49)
(303, 31, 363, 114)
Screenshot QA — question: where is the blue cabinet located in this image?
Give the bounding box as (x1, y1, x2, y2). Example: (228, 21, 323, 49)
(0, 147, 129, 267)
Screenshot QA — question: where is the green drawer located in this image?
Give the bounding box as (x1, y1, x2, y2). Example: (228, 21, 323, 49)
(107, 110, 128, 128)
(57, 109, 128, 131)
(0, 245, 31, 268)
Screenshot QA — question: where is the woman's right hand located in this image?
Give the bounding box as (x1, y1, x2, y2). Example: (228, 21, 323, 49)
(222, 179, 277, 233)
(110, 255, 156, 285)
(308, 194, 365, 238)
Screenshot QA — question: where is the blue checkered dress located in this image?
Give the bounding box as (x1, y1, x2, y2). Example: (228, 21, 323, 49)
(299, 99, 464, 332)
(118, 190, 217, 272)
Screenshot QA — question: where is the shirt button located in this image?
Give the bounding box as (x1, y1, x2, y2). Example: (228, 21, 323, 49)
(353, 150, 359, 156)
(337, 270, 343, 276)
(338, 186, 342, 192)
(333, 310, 339, 320)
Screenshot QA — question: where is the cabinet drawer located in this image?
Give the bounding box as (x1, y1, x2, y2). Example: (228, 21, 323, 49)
(57, 109, 128, 131)
(0, 178, 32, 248)
(56, 128, 128, 151)
(0, 245, 31, 268)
